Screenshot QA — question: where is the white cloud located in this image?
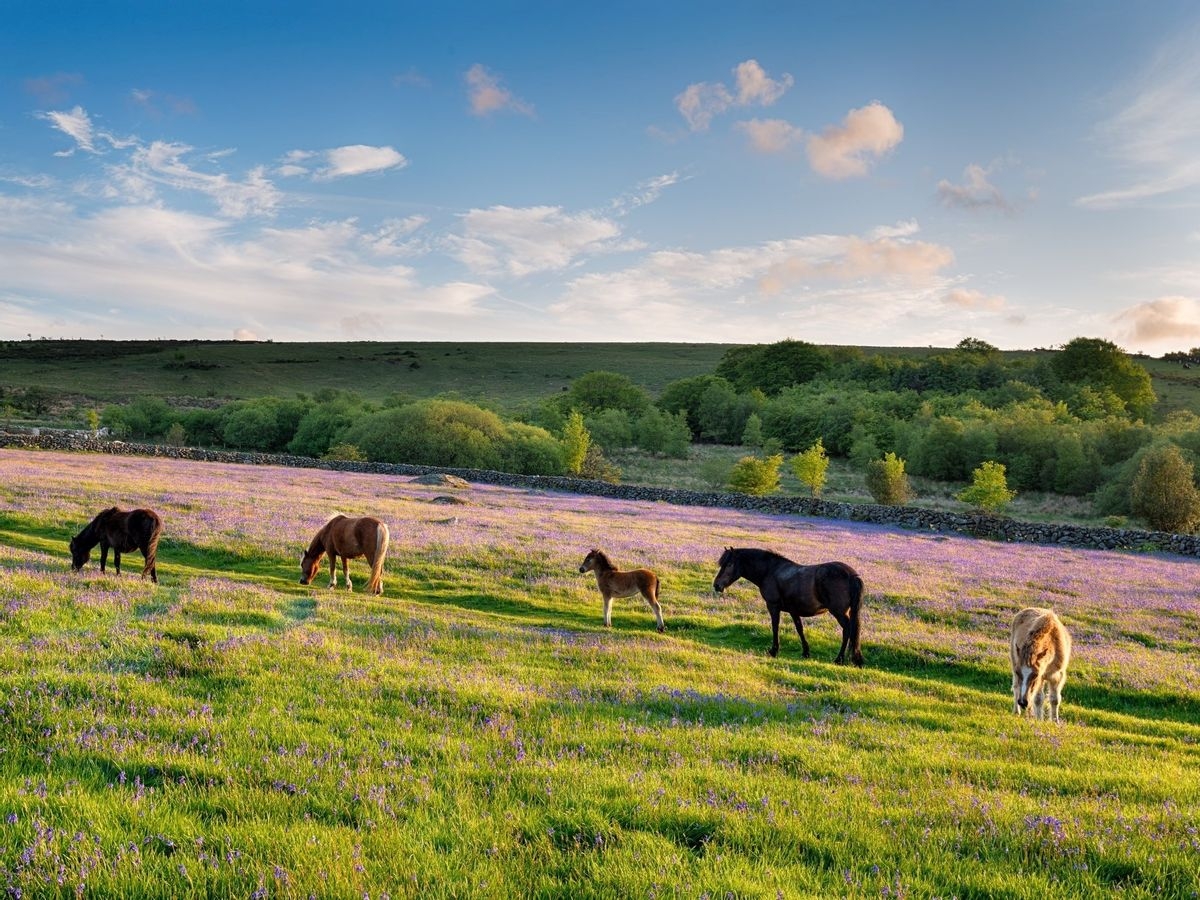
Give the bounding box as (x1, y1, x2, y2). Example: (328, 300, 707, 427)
(549, 224, 957, 340)
(937, 163, 1011, 211)
(806, 102, 903, 179)
(736, 118, 803, 153)
(0, 196, 495, 339)
(943, 288, 1007, 312)
(1078, 28, 1200, 208)
(451, 205, 624, 276)
(38, 106, 98, 154)
(361, 215, 430, 256)
(317, 145, 408, 179)
(233, 328, 260, 341)
(465, 64, 534, 117)
(676, 59, 792, 132)
(609, 172, 684, 215)
(1113, 295, 1200, 346)
(114, 141, 282, 218)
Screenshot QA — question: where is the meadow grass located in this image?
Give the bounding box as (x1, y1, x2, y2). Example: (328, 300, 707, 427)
(0, 448, 1197, 898)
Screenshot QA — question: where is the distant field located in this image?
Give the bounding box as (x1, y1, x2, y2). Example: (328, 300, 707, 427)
(0, 448, 1197, 897)
(0, 340, 731, 409)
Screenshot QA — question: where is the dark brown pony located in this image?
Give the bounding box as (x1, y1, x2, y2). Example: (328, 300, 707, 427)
(713, 547, 864, 665)
(578, 548, 665, 632)
(300, 515, 390, 595)
(69, 507, 163, 583)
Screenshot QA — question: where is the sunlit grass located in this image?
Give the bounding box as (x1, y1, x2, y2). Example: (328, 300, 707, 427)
(0, 448, 1197, 898)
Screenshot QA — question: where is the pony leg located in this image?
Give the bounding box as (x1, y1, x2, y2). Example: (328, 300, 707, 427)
(768, 606, 781, 657)
(829, 609, 852, 664)
(1048, 673, 1065, 723)
(603, 594, 613, 627)
(343, 557, 352, 592)
(642, 588, 665, 633)
(113, 549, 122, 575)
(789, 612, 810, 658)
(328, 555, 338, 589)
(1011, 671, 1021, 715)
(99, 543, 109, 573)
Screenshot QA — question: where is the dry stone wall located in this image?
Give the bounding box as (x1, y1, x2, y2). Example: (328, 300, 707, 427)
(4, 431, 1199, 558)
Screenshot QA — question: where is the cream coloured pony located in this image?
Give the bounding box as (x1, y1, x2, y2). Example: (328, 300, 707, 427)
(1010, 607, 1072, 723)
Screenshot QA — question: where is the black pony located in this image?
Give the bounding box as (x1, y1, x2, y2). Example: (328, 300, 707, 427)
(69, 507, 163, 583)
(713, 547, 864, 665)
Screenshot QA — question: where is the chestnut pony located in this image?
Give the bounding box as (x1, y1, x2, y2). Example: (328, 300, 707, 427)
(300, 515, 390, 595)
(578, 549, 665, 633)
(69, 506, 163, 583)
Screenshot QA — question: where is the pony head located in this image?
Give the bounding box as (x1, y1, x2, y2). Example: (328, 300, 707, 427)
(713, 547, 739, 593)
(299, 549, 322, 585)
(578, 549, 602, 574)
(68, 536, 89, 571)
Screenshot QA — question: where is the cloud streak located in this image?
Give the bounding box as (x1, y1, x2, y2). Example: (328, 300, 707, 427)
(465, 64, 534, 117)
(675, 59, 793, 132)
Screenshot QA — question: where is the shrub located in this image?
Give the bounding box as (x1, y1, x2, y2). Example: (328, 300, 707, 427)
(635, 407, 690, 458)
(561, 410, 590, 474)
(865, 452, 912, 505)
(741, 413, 763, 448)
(322, 443, 366, 462)
(1130, 443, 1200, 533)
(585, 408, 633, 451)
(579, 444, 621, 483)
(957, 460, 1016, 513)
(791, 439, 829, 498)
(728, 454, 783, 496)
(565, 371, 650, 417)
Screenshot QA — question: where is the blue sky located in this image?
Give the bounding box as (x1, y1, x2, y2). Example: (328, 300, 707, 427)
(2, 1, 1199, 350)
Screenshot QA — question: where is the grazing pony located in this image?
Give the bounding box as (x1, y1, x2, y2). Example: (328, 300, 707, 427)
(300, 515, 390, 595)
(1010, 607, 1072, 723)
(713, 547, 864, 665)
(578, 549, 665, 633)
(69, 507, 163, 583)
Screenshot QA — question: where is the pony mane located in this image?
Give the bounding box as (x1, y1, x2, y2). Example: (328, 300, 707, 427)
(588, 548, 615, 569)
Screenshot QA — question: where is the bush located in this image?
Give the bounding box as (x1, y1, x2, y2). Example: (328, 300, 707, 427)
(287, 399, 364, 457)
(585, 408, 633, 451)
(741, 413, 763, 448)
(957, 460, 1016, 513)
(635, 407, 690, 458)
(728, 454, 782, 496)
(565, 371, 650, 417)
(322, 443, 366, 462)
(1130, 443, 1200, 533)
(865, 452, 912, 505)
(561, 411, 590, 474)
(579, 444, 621, 483)
(791, 439, 829, 498)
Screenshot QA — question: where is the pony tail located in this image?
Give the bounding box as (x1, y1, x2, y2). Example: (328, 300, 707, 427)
(368, 522, 390, 595)
(849, 574, 865, 665)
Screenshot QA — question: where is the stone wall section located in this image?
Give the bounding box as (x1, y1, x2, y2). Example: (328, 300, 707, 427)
(4, 431, 1198, 558)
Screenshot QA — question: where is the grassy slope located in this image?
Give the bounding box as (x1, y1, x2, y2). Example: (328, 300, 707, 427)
(0, 449, 1196, 898)
(2, 340, 1197, 421)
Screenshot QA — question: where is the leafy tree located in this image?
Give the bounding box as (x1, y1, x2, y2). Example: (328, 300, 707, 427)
(222, 398, 307, 453)
(179, 408, 224, 446)
(1130, 443, 1200, 533)
(728, 454, 783, 496)
(85, 409, 101, 432)
(287, 398, 363, 457)
(584, 408, 633, 451)
(791, 439, 829, 498)
(1050, 337, 1155, 420)
(741, 412, 763, 448)
(102, 397, 176, 440)
(635, 407, 690, 457)
(561, 410, 591, 474)
(565, 371, 650, 417)
(696, 380, 760, 444)
(957, 460, 1017, 513)
(499, 422, 565, 475)
(658, 374, 731, 438)
(865, 452, 912, 505)
(956, 336, 1000, 358)
(164, 422, 187, 446)
(715, 339, 831, 394)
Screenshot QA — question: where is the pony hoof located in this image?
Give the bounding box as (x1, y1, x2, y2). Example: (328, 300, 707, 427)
(768, 648, 778, 658)
(657, 626, 665, 634)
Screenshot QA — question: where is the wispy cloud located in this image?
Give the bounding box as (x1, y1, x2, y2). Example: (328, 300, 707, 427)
(36, 106, 135, 156)
(1113, 295, 1200, 346)
(737, 118, 804, 153)
(806, 102, 903, 179)
(675, 59, 793, 132)
(609, 172, 684, 216)
(450, 205, 626, 277)
(937, 162, 1012, 211)
(943, 288, 1007, 311)
(465, 64, 534, 117)
(275, 145, 408, 180)
(115, 141, 282, 218)
(1077, 27, 1200, 208)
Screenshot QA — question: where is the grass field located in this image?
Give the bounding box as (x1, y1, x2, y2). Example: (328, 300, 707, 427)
(0, 448, 1197, 898)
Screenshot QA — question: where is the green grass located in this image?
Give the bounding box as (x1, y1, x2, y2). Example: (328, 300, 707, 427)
(0, 449, 1197, 897)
